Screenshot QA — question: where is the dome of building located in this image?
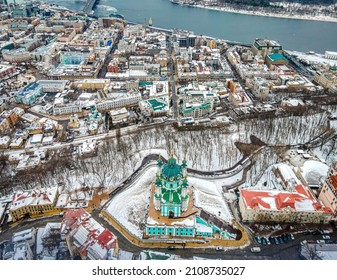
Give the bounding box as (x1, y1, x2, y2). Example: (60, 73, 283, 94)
(162, 156, 182, 180)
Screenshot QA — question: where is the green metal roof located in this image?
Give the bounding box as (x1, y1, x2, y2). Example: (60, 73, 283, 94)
(147, 99, 167, 111)
(162, 157, 182, 180)
(161, 188, 181, 204)
(267, 53, 288, 62)
(139, 81, 153, 86)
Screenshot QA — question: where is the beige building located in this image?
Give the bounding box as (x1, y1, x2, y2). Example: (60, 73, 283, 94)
(314, 71, 337, 93)
(72, 79, 110, 90)
(57, 28, 76, 42)
(239, 185, 332, 224)
(319, 163, 337, 215)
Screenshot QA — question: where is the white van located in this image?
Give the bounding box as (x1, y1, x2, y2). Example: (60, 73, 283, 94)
(251, 247, 261, 253)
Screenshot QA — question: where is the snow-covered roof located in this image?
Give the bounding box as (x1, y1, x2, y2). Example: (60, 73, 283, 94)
(118, 250, 134, 260)
(301, 160, 329, 187)
(195, 222, 212, 234)
(171, 218, 195, 227)
(275, 163, 302, 187)
(12, 228, 35, 243)
(62, 209, 117, 260)
(41, 223, 61, 240)
(10, 187, 58, 211)
(241, 184, 331, 213)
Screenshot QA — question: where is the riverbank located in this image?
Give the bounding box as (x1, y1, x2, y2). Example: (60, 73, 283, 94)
(174, 2, 337, 23)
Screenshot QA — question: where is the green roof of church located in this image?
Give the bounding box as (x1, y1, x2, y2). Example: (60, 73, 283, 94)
(162, 188, 181, 204)
(162, 156, 182, 180)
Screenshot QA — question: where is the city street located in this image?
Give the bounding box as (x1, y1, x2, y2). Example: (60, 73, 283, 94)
(2, 212, 336, 260)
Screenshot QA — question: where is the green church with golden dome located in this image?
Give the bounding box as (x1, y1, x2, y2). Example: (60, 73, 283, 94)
(145, 153, 239, 240)
(154, 154, 189, 218)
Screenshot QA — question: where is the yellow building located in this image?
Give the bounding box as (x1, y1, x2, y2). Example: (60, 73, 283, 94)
(72, 79, 110, 90)
(209, 40, 217, 49)
(9, 187, 59, 222)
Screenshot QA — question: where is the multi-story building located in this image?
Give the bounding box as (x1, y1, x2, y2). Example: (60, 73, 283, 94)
(180, 90, 219, 118)
(252, 38, 282, 59)
(62, 208, 118, 260)
(0, 110, 19, 127)
(0, 116, 10, 133)
(15, 83, 43, 105)
(319, 163, 337, 215)
(0, 98, 8, 113)
(0, 136, 11, 149)
(37, 80, 69, 93)
(265, 53, 289, 68)
(53, 103, 82, 115)
(72, 79, 110, 90)
(57, 28, 76, 42)
(96, 93, 142, 111)
(314, 71, 337, 93)
(325, 51, 337, 60)
(0, 64, 17, 80)
(2, 48, 31, 63)
(252, 77, 270, 99)
(9, 187, 59, 222)
(239, 184, 332, 224)
(139, 97, 169, 117)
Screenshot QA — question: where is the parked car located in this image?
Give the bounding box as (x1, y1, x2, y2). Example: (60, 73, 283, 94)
(317, 240, 325, 245)
(290, 234, 295, 240)
(255, 236, 262, 244)
(167, 246, 176, 250)
(322, 235, 330, 240)
(250, 247, 261, 253)
(215, 246, 224, 251)
(281, 235, 288, 242)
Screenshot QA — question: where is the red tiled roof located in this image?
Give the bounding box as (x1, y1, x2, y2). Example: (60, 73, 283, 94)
(241, 185, 324, 212)
(96, 229, 116, 249)
(63, 208, 88, 227)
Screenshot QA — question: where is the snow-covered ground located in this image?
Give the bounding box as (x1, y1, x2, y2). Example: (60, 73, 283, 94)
(1, 110, 330, 198)
(106, 166, 155, 238)
(189, 177, 233, 222)
(300, 160, 329, 188)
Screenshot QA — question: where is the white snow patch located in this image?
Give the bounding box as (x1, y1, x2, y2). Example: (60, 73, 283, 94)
(106, 166, 156, 238)
(301, 160, 329, 187)
(189, 177, 233, 222)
